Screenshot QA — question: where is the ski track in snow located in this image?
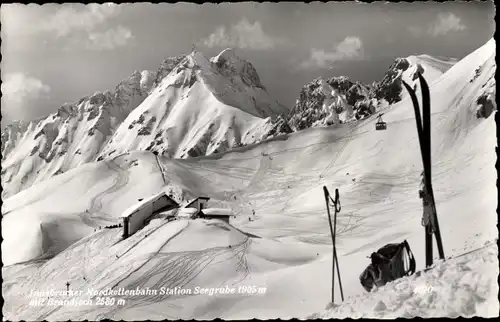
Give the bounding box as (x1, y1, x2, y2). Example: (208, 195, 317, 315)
(154, 155, 169, 185)
(78, 159, 130, 227)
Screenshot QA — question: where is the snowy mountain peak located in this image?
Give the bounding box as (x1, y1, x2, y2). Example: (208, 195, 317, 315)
(130, 69, 141, 77)
(210, 48, 242, 69)
(152, 55, 187, 88)
(56, 102, 78, 119)
(185, 50, 212, 69)
(368, 53, 457, 105)
(117, 69, 156, 94)
(288, 50, 461, 132)
(2, 47, 290, 198)
(289, 77, 353, 130)
(209, 48, 266, 90)
(97, 47, 290, 160)
(390, 54, 457, 83)
(213, 47, 238, 60)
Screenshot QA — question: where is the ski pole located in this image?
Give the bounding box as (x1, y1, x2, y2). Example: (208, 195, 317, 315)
(323, 186, 335, 304)
(334, 246, 344, 301)
(332, 189, 344, 302)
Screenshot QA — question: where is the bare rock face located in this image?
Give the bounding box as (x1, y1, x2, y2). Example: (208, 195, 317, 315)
(210, 48, 266, 90)
(370, 58, 410, 105)
(289, 78, 330, 131)
(476, 93, 496, 119)
(152, 55, 186, 88)
(473, 54, 496, 120)
(289, 77, 363, 131)
(354, 99, 376, 120)
(264, 115, 293, 140)
(1, 120, 30, 159)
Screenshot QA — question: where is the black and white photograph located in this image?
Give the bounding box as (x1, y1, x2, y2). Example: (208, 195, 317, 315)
(1, 1, 497, 320)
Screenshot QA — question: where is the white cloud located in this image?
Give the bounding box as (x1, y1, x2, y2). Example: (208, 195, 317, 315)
(1, 73, 51, 119)
(202, 18, 284, 50)
(2, 4, 129, 51)
(39, 3, 121, 38)
(85, 26, 133, 51)
(300, 36, 363, 70)
(429, 13, 466, 37)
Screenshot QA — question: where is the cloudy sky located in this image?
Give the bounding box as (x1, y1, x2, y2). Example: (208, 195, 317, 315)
(1, 2, 495, 124)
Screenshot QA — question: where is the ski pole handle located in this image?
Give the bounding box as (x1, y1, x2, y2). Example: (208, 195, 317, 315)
(323, 186, 331, 202)
(335, 189, 341, 212)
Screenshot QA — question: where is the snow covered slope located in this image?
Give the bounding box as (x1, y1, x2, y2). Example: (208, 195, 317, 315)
(311, 243, 498, 318)
(405, 54, 458, 83)
(1, 70, 156, 198)
(2, 39, 496, 320)
(98, 50, 289, 159)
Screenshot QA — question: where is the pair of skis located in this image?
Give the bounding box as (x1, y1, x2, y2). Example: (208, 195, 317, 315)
(402, 74, 445, 268)
(323, 186, 344, 305)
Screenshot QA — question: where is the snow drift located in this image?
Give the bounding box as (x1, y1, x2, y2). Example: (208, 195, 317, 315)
(311, 243, 498, 318)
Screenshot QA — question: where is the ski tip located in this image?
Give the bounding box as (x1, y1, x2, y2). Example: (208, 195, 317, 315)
(417, 73, 429, 90)
(402, 80, 414, 94)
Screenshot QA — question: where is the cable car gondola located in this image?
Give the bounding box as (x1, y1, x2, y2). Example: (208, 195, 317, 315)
(375, 113, 387, 131)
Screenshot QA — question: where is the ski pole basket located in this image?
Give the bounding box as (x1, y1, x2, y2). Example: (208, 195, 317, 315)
(375, 114, 387, 131)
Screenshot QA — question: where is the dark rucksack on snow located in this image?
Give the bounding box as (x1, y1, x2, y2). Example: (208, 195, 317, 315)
(359, 240, 416, 292)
